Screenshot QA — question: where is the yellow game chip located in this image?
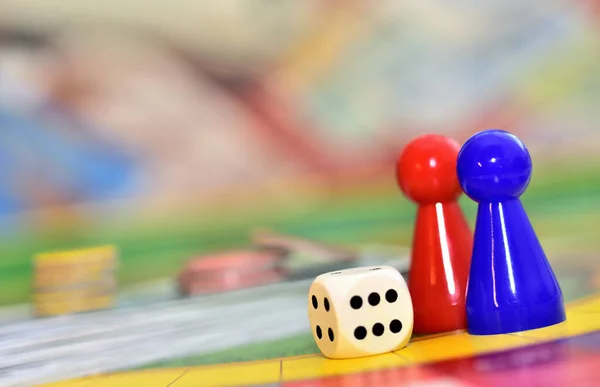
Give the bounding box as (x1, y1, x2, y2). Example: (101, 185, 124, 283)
(34, 295, 115, 317)
(32, 245, 119, 317)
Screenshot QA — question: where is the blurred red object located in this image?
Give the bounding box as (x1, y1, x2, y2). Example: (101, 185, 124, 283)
(177, 249, 288, 296)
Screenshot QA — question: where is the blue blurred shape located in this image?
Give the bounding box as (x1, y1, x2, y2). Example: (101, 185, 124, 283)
(0, 105, 138, 215)
(457, 129, 566, 335)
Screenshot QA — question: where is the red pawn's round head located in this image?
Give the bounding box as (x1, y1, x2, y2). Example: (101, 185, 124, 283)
(396, 134, 463, 205)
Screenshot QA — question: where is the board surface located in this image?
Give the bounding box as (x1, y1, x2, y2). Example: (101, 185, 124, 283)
(38, 293, 600, 387)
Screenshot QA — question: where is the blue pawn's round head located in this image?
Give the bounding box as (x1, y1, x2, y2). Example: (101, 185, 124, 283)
(457, 129, 532, 202)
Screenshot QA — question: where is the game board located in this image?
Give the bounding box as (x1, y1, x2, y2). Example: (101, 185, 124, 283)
(0, 157, 590, 387)
(26, 165, 600, 387)
(38, 292, 600, 387)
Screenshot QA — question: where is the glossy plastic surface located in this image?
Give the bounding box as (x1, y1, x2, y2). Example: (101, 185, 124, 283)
(396, 134, 463, 205)
(397, 134, 473, 334)
(457, 129, 566, 335)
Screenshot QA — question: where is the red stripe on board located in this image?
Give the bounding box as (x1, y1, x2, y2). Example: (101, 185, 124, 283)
(282, 364, 468, 387)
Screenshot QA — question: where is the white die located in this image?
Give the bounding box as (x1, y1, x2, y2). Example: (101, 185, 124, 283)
(307, 265, 413, 359)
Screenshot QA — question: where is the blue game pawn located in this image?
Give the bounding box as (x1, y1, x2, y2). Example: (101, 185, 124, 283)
(457, 129, 566, 335)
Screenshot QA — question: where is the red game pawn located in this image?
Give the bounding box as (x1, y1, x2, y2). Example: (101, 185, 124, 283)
(396, 134, 473, 334)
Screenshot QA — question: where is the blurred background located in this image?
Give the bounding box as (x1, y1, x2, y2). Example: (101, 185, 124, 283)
(2, 2, 600, 385)
(0, 0, 599, 306)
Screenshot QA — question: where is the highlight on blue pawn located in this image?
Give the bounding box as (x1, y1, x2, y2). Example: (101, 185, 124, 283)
(457, 129, 566, 335)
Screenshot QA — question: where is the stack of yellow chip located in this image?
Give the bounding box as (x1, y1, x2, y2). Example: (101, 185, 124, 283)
(33, 245, 118, 317)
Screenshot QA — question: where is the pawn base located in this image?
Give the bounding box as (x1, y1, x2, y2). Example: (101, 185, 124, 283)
(413, 303, 467, 335)
(467, 296, 566, 336)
